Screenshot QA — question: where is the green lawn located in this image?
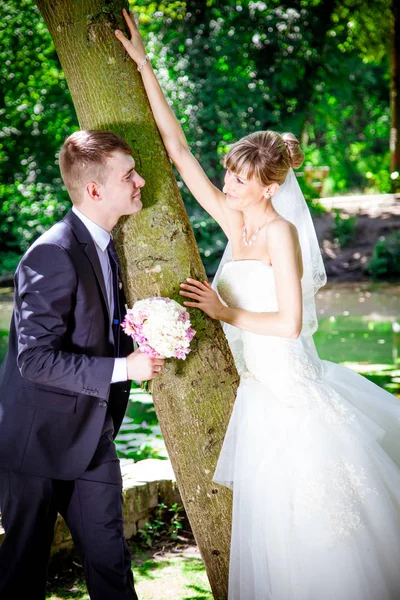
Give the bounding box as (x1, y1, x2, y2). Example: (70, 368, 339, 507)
(46, 541, 213, 600)
(0, 287, 12, 365)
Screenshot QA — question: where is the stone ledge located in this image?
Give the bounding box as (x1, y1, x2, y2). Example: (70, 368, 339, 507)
(0, 458, 181, 554)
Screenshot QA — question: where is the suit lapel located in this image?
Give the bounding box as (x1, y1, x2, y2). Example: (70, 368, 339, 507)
(63, 210, 132, 356)
(63, 210, 109, 313)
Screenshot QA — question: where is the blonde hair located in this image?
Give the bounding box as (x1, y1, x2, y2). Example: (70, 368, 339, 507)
(224, 130, 304, 185)
(59, 130, 133, 202)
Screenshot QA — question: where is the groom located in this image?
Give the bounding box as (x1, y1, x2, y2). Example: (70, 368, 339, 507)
(0, 130, 164, 599)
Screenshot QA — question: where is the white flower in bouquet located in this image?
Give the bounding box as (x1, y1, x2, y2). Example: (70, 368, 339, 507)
(121, 296, 196, 359)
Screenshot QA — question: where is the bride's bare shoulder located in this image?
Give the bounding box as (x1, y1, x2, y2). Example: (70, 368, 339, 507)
(266, 217, 302, 274)
(266, 217, 299, 242)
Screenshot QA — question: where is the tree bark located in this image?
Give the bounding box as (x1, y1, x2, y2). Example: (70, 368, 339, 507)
(35, 1, 238, 597)
(390, 0, 400, 190)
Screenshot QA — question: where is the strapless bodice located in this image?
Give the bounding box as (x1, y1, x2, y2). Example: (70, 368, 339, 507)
(217, 260, 324, 400)
(217, 260, 278, 313)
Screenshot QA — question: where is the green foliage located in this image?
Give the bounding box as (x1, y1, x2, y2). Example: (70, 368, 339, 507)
(189, 211, 227, 276)
(131, 0, 391, 271)
(133, 0, 391, 199)
(0, 0, 393, 275)
(332, 0, 392, 64)
(0, 183, 70, 252)
(301, 0, 392, 194)
(0, 0, 75, 260)
(0, 252, 20, 276)
(332, 209, 358, 248)
(138, 502, 185, 548)
(369, 232, 400, 280)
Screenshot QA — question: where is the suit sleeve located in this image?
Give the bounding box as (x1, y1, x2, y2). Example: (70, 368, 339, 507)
(15, 242, 114, 400)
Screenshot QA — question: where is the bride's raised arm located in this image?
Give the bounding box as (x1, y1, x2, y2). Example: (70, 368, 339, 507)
(115, 9, 232, 235)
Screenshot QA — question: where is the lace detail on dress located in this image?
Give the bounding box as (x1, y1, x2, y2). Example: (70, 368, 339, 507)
(295, 460, 379, 545)
(308, 385, 356, 432)
(287, 343, 322, 382)
(283, 379, 356, 432)
(280, 346, 356, 432)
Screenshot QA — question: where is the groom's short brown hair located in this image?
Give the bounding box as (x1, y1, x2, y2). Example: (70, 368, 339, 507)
(59, 130, 133, 203)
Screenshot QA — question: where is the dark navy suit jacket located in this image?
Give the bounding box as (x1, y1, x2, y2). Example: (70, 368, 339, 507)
(0, 210, 133, 480)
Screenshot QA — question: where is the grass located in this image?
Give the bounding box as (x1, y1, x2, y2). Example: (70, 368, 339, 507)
(0, 287, 12, 364)
(133, 552, 212, 600)
(46, 537, 213, 600)
(0, 329, 8, 364)
(116, 387, 168, 461)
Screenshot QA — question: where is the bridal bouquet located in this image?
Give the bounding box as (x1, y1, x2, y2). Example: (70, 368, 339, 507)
(121, 296, 196, 360)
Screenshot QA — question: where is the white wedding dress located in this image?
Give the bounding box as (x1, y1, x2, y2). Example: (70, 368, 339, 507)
(213, 259, 400, 600)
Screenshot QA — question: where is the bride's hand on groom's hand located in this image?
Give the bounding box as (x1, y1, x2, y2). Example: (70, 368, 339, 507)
(114, 8, 147, 65)
(180, 279, 224, 320)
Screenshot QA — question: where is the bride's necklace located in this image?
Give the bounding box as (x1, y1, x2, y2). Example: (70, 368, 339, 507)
(242, 225, 259, 247)
(242, 216, 270, 247)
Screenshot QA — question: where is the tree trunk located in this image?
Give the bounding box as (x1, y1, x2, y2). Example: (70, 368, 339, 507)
(390, 0, 400, 190)
(35, 1, 238, 597)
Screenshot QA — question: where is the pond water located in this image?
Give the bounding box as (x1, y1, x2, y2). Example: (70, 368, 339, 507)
(314, 282, 400, 396)
(0, 282, 399, 461)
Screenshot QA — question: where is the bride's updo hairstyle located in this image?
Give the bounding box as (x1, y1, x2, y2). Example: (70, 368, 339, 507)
(224, 130, 304, 186)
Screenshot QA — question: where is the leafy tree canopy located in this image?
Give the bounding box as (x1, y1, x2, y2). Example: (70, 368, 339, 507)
(0, 0, 393, 274)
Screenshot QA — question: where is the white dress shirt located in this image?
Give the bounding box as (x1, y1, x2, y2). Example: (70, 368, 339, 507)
(72, 206, 127, 383)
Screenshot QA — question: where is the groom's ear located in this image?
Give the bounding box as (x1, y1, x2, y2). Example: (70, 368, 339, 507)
(86, 181, 102, 202)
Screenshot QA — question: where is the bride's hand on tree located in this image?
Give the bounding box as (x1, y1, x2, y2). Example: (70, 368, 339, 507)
(180, 279, 224, 320)
(115, 8, 147, 65)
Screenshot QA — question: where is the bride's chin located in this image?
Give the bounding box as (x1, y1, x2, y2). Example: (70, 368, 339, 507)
(226, 196, 242, 210)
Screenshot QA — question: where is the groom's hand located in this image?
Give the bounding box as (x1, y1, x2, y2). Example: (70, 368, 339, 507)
(126, 349, 165, 381)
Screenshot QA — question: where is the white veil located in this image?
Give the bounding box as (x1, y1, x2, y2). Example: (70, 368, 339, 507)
(212, 168, 326, 338)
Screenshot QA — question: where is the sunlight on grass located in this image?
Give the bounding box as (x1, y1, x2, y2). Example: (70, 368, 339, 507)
(47, 585, 89, 600)
(134, 554, 212, 600)
(0, 329, 9, 364)
(0, 288, 13, 364)
(45, 547, 212, 600)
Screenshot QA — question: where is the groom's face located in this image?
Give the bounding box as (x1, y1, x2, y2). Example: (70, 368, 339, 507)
(101, 151, 145, 217)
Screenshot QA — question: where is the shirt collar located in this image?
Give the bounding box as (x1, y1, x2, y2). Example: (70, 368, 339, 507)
(72, 206, 110, 251)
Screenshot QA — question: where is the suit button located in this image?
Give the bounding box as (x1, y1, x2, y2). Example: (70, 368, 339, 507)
(98, 401, 107, 408)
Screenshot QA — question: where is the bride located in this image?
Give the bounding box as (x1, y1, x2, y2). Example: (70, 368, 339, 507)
(116, 11, 400, 599)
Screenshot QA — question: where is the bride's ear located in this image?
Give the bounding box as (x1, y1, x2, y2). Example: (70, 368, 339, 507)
(265, 182, 280, 198)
